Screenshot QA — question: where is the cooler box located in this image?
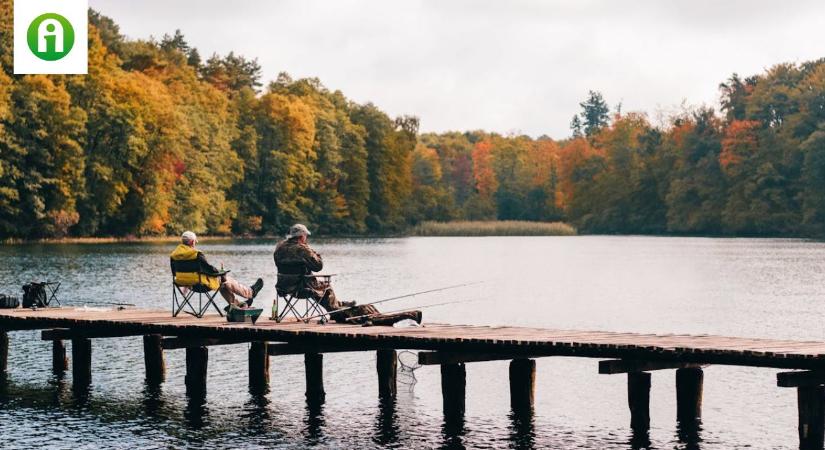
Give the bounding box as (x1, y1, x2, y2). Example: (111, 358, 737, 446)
(227, 307, 263, 324)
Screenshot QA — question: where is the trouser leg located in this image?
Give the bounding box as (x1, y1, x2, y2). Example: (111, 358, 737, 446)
(220, 276, 252, 306)
(318, 288, 342, 311)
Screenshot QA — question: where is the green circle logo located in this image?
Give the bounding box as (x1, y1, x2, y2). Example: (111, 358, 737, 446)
(27, 13, 75, 61)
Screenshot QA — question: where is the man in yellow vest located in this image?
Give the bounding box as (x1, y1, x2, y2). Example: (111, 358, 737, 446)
(170, 231, 263, 308)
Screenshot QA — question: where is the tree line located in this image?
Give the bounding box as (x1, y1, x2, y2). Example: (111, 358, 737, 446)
(1, 6, 824, 239)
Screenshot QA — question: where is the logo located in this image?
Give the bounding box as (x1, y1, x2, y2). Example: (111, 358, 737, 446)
(27, 13, 75, 61)
(14, 0, 88, 75)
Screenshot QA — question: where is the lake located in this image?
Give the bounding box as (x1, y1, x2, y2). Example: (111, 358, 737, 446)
(1, 236, 823, 449)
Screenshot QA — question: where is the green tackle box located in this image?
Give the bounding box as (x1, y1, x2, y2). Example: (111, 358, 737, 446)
(227, 307, 263, 324)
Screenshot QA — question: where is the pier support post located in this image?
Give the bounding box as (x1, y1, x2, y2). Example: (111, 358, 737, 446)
(0, 331, 7, 381)
(71, 338, 92, 387)
(798, 386, 825, 450)
(249, 342, 269, 394)
(143, 334, 165, 385)
(376, 349, 397, 399)
(676, 367, 703, 422)
(305, 353, 325, 401)
(441, 363, 466, 418)
(627, 372, 651, 431)
(52, 340, 68, 375)
(509, 359, 536, 413)
(185, 346, 208, 398)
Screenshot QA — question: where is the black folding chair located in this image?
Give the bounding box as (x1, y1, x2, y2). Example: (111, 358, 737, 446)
(172, 270, 228, 318)
(273, 274, 333, 323)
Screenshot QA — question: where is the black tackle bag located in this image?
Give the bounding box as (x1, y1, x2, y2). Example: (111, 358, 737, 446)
(22, 283, 47, 308)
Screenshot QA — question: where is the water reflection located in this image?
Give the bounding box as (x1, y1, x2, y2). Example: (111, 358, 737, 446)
(1, 237, 818, 447)
(71, 383, 92, 407)
(508, 410, 536, 449)
(676, 420, 703, 450)
(242, 394, 275, 436)
(303, 397, 326, 445)
(628, 427, 652, 450)
(142, 384, 164, 417)
(373, 397, 400, 446)
(441, 413, 466, 449)
(184, 396, 209, 429)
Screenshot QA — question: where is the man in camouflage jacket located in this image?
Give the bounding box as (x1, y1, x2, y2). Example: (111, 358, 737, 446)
(274, 224, 421, 326)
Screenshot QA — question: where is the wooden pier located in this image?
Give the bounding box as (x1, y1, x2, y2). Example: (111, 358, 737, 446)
(2, 307, 825, 448)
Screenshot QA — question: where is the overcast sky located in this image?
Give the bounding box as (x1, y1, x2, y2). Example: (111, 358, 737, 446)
(89, 0, 825, 138)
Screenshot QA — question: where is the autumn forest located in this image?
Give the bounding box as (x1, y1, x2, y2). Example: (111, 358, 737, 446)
(2, 6, 825, 239)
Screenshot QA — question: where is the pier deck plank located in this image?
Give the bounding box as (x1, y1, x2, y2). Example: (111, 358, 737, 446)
(2, 307, 825, 369)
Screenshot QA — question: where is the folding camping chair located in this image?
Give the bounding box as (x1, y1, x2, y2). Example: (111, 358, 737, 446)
(273, 274, 333, 323)
(171, 270, 228, 318)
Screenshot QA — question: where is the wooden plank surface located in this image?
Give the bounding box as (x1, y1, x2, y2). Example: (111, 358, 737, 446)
(2, 307, 825, 369)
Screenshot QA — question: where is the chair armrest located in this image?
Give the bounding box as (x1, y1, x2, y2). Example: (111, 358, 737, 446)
(303, 274, 335, 278)
(203, 270, 230, 276)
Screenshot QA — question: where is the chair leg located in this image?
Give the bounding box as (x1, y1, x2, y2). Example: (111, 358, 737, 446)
(205, 291, 224, 317)
(277, 296, 299, 322)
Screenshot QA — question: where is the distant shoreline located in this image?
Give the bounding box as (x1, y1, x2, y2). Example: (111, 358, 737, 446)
(2, 220, 580, 243)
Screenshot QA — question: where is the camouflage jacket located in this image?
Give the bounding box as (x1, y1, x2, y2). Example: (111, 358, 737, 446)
(273, 238, 323, 294)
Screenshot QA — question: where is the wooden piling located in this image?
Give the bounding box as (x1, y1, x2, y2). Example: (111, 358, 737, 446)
(185, 346, 208, 398)
(676, 367, 703, 422)
(52, 339, 68, 374)
(376, 349, 397, 399)
(71, 338, 92, 386)
(305, 353, 325, 401)
(509, 359, 536, 413)
(627, 371, 651, 431)
(0, 331, 7, 381)
(249, 341, 269, 394)
(143, 334, 165, 385)
(798, 386, 825, 450)
(441, 363, 466, 418)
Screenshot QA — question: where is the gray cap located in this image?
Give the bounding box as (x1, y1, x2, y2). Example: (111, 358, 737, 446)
(181, 231, 198, 245)
(287, 224, 311, 239)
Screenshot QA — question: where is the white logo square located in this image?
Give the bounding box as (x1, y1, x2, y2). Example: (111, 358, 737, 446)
(14, 0, 88, 74)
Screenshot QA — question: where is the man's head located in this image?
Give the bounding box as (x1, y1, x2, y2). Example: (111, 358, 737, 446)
(287, 224, 311, 243)
(181, 231, 198, 247)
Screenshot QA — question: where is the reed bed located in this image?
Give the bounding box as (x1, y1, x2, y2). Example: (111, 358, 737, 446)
(413, 220, 577, 236)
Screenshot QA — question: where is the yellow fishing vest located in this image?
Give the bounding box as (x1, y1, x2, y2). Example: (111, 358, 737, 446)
(170, 244, 221, 290)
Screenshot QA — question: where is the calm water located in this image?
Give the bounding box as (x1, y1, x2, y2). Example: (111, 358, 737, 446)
(1, 236, 824, 449)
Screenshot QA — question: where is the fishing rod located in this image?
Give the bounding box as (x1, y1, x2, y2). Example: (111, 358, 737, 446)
(303, 280, 484, 321)
(68, 300, 137, 307)
(344, 298, 476, 323)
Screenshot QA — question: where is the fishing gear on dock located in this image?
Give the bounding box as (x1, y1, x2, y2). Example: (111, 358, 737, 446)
(70, 300, 137, 308)
(303, 280, 483, 321)
(344, 298, 475, 323)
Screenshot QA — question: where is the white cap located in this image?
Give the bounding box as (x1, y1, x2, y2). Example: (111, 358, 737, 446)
(181, 231, 198, 245)
(287, 224, 311, 239)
